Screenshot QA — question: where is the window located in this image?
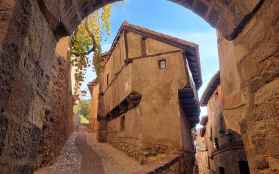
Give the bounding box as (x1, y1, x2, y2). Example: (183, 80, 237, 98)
(215, 91, 219, 96)
(158, 59, 167, 69)
(214, 137, 219, 149)
(219, 113, 226, 135)
(219, 167, 225, 174)
(141, 37, 147, 56)
(120, 115, 126, 131)
(210, 127, 213, 141)
(239, 161, 250, 174)
(106, 73, 110, 86)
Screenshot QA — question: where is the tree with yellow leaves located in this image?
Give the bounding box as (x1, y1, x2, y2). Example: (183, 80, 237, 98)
(70, 5, 111, 94)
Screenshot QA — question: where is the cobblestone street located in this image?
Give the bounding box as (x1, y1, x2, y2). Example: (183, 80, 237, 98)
(34, 132, 82, 174)
(85, 132, 143, 174)
(34, 128, 143, 174)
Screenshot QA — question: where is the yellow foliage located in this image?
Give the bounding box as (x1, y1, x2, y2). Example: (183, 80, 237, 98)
(80, 115, 90, 124)
(70, 4, 112, 95)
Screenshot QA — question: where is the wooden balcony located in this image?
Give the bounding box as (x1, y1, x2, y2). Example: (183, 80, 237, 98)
(98, 91, 142, 121)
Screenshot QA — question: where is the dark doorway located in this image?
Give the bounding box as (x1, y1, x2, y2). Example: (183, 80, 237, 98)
(219, 167, 225, 174)
(214, 137, 219, 149)
(239, 161, 250, 174)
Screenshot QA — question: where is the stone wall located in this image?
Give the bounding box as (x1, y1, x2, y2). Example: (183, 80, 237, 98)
(107, 118, 143, 162)
(200, 80, 249, 174)
(0, 0, 279, 173)
(101, 33, 132, 115)
(88, 82, 100, 131)
(36, 37, 74, 168)
(135, 153, 193, 174)
(100, 30, 190, 152)
(211, 146, 248, 174)
(194, 134, 210, 174)
(218, 0, 279, 173)
(129, 33, 189, 151)
(38, 0, 279, 172)
(101, 30, 196, 169)
(0, 1, 73, 173)
(37, 0, 264, 41)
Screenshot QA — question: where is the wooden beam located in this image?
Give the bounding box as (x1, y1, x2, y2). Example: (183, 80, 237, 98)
(141, 37, 147, 57)
(129, 50, 182, 60)
(124, 31, 129, 59)
(104, 91, 142, 121)
(179, 87, 200, 128)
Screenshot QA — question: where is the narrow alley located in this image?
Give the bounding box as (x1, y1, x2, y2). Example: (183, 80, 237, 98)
(1, 0, 279, 173)
(35, 127, 143, 174)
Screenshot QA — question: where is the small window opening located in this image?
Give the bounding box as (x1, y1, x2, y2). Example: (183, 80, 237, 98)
(120, 115, 125, 131)
(158, 59, 167, 69)
(106, 73, 110, 86)
(141, 37, 147, 56)
(210, 127, 213, 141)
(219, 113, 226, 135)
(239, 161, 250, 174)
(215, 91, 219, 96)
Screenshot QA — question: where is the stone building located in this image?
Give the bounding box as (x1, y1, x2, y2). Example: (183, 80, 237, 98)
(93, 22, 201, 171)
(87, 80, 100, 131)
(199, 71, 250, 174)
(193, 117, 210, 174)
(1, 0, 279, 173)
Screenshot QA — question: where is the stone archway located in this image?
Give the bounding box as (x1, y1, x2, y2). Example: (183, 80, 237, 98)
(0, 0, 278, 174)
(37, 0, 264, 40)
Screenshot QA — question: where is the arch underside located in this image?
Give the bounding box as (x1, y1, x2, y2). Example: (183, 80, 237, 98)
(37, 0, 264, 40)
(1, 0, 279, 173)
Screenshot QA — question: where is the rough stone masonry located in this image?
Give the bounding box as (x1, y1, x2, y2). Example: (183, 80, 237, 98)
(0, 0, 73, 173)
(0, 0, 278, 174)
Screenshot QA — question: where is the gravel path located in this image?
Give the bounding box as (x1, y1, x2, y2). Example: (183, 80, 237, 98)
(35, 128, 143, 174)
(76, 133, 105, 174)
(34, 132, 82, 174)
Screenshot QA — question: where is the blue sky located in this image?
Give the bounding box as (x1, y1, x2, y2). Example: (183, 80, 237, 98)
(81, 0, 219, 117)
